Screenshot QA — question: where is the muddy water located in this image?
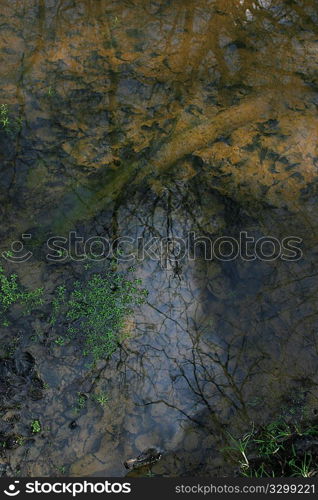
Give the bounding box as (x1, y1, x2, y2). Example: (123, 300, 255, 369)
(0, 0, 318, 477)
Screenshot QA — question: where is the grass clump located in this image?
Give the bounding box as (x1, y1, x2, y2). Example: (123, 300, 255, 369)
(51, 271, 147, 362)
(224, 417, 318, 477)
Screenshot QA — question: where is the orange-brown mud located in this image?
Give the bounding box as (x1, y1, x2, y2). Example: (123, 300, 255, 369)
(0, 0, 318, 477)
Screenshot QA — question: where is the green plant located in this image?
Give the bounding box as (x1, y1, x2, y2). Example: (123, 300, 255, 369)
(246, 396, 263, 407)
(3, 250, 14, 259)
(47, 87, 56, 97)
(31, 419, 41, 434)
(55, 465, 66, 475)
(16, 436, 25, 447)
(0, 104, 10, 131)
(0, 265, 44, 323)
(240, 462, 274, 478)
(77, 394, 86, 409)
(289, 452, 316, 478)
(30, 325, 44, 343)
(111, 16, 120, 27)
(225, 417, 318, 477)
(54, 336, 66, 346)
(56, 249, 67, 258)
(146, 469, 155, 477)
(0, 105, 23, 135)
(0, 267, 20, 310)
(21, 287, 44, 314)
(52, 271, 147, 361)
(254, 420, 291, 456)
(73, 393, 87, 415)
(50, 285, 66, 325)
(93, 392, 109, 407)
(223, 430, 253, 472)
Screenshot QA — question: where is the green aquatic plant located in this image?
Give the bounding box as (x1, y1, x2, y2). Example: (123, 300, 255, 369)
(77, 393, 87, 409)
(31, 420, 41, 434)
(93, 392, 109, 407)
(20, 287, 44, 314)
(50, 285, 66, 326)
(3, 250, 14, 259)
(17, 436, 25, 447)
(0, 267, 20, 310)
(0, 104, 10, 131)
(0, 334, 21, 357)
(0, 265, 44, 325)
(55, 465, 66, 475)
(52, 271, 147, 362)
(46, 86, 56, 97)
(0, 105, 23, 134)
(0, 265, 146, 361)
(54, 336, 66, 346)
(73, 393, 87, 415)
(110, 15, 120, 27)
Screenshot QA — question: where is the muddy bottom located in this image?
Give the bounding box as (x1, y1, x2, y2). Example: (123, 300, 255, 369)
(0, 0, 318, 478)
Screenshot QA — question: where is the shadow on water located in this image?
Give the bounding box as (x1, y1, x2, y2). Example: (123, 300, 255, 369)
(0, 0, 318, 477)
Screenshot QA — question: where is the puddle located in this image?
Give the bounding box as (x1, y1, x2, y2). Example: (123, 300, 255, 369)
(0, 0, 318, 477)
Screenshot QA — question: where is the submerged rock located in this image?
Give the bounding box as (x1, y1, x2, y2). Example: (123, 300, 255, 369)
(124, 447, 162, 470)
(14, 352, 35, 377)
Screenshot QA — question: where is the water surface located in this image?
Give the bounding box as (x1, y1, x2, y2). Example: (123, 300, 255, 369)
(0, 0, 318, 477)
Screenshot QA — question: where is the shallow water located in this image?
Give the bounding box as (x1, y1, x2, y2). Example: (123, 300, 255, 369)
(0, 0, 318, 477)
